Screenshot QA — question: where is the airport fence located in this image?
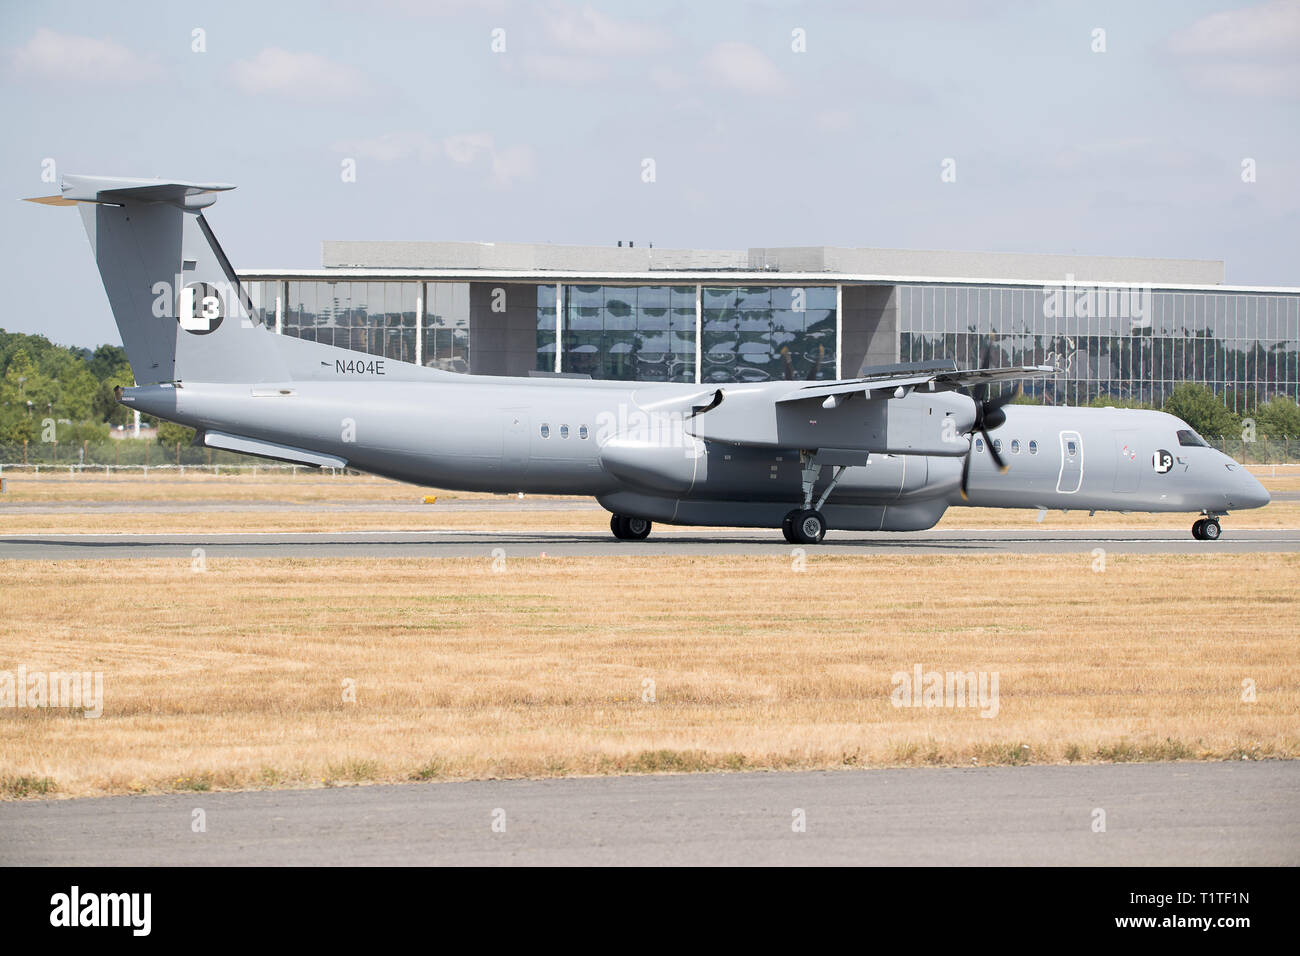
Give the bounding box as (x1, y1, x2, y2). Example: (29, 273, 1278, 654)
(0, 441, 361, 476)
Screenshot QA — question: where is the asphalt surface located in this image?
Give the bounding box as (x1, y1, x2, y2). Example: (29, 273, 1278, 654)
(1, 762, 1293, 866)
(3, 527, 1299, 559)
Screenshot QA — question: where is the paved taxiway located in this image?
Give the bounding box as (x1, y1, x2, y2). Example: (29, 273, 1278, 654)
(2, 527, 1299, 559)
(1, 762, 1293, 865)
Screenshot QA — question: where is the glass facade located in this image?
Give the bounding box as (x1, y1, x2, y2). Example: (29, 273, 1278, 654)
(536, 285, 558, 373)
(244, 280, 279, 329)
(559, 285, 696, 382)
(257, 280, 470, 370)
(424, 282, 470, 373)
(702, 286, 836, 383)
(280, 281, 419, 363)
(897, 284, 1300, 411)
(244, 275, 1299, 406)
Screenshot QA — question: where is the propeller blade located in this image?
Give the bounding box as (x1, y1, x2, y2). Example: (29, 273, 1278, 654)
(982, 427, 1008, 473)
(959, 444, 973, 501)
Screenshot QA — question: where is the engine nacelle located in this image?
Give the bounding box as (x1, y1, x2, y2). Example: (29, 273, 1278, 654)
(598, 434, 708, 495)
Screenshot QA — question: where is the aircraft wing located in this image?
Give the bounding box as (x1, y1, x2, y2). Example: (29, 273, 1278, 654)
(774, 362, 1056, 405)
(685, 362, 1057, 456)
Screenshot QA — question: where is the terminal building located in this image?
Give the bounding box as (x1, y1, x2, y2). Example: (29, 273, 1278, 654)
(239, 242, 1300, 413)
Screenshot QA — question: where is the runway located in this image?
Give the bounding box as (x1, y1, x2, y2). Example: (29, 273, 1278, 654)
(1, 762, 1293, 866)
(2, 527, 1300, 559)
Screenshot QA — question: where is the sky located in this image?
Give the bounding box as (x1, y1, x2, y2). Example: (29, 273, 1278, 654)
(2, 0, 1298, 350)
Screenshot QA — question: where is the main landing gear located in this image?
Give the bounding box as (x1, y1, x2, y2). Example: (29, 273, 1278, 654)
(782, 508, 826, 544)
(610, 514, 652, 540)
(1191, 515, 1222, 540)
(781, 450, 852, 545)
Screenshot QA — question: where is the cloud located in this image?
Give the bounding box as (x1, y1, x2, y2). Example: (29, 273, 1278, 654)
(1190, 60, 1300, 98)
(542, 3, 671, 56)
(331, 132, 442, 163)
(813, 108, 857, 132)
(231, 48, 372, 100)
(332, 131, 535, 187)
(704, 41, 789, 95)
(520, 53, 610, 85)
(10, 27, 161, 86)
(443, 132, 536, 186)
(1169, 0, 1300, 55)
(649, 65, 689, 92)
(1168, 0, 1300, 98)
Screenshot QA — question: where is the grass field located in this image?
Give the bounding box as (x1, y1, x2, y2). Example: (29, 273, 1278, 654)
(2, 470, 1297, 799)
(1, 552, 1297, 799)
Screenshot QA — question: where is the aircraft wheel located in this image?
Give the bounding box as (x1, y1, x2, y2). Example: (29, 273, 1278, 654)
(1201, 518, 1221, 540)
(781, 512, 797, 543)
(790, 509, 826, 545)
(611, 514, 651, 540)
(1191, 519, 1206, 540)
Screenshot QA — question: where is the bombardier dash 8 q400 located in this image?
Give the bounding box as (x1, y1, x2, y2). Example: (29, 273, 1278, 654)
(30, 175, 1269, 542)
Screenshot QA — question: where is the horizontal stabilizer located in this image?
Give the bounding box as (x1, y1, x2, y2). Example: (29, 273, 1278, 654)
(24, 175, 236, 209)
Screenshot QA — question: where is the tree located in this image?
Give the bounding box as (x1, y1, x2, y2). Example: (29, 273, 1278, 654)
(1086, 393, 1156, 410)
(1253, 397, 1300, 439)
(156, 421, 195, 446)
(87, 344, 130, 382)
(1162, 383, 1240, 437)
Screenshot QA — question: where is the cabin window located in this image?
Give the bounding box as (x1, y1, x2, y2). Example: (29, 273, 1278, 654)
(560, 424, 570, 439)
(993, 439, 1003, 453)
(974, 437, 984, 452)
(539, 424, 550, 438)
(1010, 439, 1021, 454)
(1067, 440, 1077, 456)
(578, 425, 589, 439)
(1028, 440, 1038, 454)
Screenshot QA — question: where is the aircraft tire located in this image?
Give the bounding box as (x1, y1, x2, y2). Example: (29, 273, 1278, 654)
(1202, 519, 1221, 540)
(611, 514, 651, 540)
(790, 509, 826, 545)
(1191, 518, 1206, 539)
(781, 512, 797, 543)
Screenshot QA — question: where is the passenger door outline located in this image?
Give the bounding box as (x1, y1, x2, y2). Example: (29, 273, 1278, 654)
(1057, 430, 1083, 494)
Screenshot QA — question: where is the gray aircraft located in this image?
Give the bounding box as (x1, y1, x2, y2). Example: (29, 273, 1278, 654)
(30, 175, 1269, 542)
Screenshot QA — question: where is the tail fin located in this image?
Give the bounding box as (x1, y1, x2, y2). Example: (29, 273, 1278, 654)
(27, 175, 286, 385)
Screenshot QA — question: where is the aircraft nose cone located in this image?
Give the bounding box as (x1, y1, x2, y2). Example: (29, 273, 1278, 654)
(1230, 471, 1270, 510)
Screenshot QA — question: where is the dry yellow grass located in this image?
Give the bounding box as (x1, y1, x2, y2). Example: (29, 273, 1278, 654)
(1, 554, 1296, 798)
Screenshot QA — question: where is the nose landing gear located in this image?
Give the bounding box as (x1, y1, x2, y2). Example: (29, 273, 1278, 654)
(1192, 515, 1222, 540)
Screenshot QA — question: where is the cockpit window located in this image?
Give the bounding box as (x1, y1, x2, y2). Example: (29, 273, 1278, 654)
(1177, 429, 1207, 447)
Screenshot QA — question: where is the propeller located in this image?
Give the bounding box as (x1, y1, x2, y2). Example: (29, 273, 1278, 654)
(959, 342, 1020, 501)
